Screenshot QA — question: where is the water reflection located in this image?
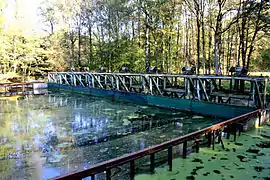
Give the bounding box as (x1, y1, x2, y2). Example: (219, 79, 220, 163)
(0, 92, 223, 179)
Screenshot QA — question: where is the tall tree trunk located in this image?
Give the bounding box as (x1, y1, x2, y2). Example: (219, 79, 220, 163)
(214, 3, 222, 75)
(132, 20, 135, 41)
(240, 12, 246, 68)
(88, 22, 93, 67)
(196, 17, 200, 74)
(227, 28, 233, 73)
(161, 21, 165, 72)
(153, 32, 158, 67)
(214, 33, 219, 75)
(176, 16, 181, 73)
(208, 27, 212, 74)
(195, 1, 200, 75)
(247, 0, 263, 69)
(185, 7, 189, 67)
(145, 15, 150, 72)
(78, 23, 81, 67)
(201, 19, 206, 74)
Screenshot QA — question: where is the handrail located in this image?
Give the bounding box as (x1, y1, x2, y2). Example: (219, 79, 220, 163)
(0, 82, 44, 86)
(53, 109, 260, 180)
(48, 72, 267, 81)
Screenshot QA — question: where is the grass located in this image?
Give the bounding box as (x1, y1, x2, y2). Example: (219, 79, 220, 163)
(249, 72, 270, 77)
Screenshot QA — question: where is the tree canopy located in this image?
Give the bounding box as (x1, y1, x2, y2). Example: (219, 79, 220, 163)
(0, 0, 269, 79)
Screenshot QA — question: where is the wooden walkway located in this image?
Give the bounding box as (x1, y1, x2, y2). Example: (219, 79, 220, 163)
(48, 72, 269, 109)
(0, 82, 47, 96)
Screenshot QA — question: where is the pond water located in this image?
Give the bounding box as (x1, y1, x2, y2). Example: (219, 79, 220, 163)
(136, 124, 270, 180)
(0, 91, 223, 180)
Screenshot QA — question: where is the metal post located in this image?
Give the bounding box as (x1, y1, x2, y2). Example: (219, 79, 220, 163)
(92, 75, 95, 88)
(163, 77, 166, 90)
(226, 125, 230, 139)
(233, 124, 237, 141)
(212, 131, 215, 150)
(258, 110, 262, 127)
(207, 131, 212, 147)
(48, 73, 51, 82)
(130, 160, 135, 180)
(60, 75, 62, 85)
(106, 169, 111, 180)
(149, 77, 153, 95)
(73, 75, 76, 86)
(111, 76, 114, 89)
(129, 76, 132, 90)
(196, 79, 201, 100)
(168, 146, 172, 171)
(183, 141, 187, 158)
(116, 76, 119, 91)
(263, 79, 268, 108)
(195, 140, 200, 153)
(150, 153, 155, 173)
(91, 175, 95, 180)
(210, 79, 213, 95)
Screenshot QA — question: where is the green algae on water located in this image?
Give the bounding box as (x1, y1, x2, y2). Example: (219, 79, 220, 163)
(136, 125, 270, 180)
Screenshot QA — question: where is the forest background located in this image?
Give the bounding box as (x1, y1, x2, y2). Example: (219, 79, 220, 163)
(0, 0, 269, 81)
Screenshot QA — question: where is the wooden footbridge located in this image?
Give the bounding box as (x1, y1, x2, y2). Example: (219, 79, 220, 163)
(48, 72, 269, 109)
(0, 82, 47, 96)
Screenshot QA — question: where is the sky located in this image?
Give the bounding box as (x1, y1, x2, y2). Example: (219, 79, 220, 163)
(3, 0, 44, 35)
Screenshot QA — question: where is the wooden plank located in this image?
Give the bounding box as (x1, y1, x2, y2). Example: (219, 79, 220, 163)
(117, 75, 129, 92)
(92, 75, 104, 89)
(198, 78, 209, 101)
(130, 85, 142, 89)
(150, 77, 162, 95)
(211, 92, 250, 100)
(163, 88, 185, 93)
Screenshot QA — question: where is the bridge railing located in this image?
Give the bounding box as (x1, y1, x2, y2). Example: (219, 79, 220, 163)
(48, 72, 269, 109)
(0, 82, 44, 96)
(52, 109, 261, 180)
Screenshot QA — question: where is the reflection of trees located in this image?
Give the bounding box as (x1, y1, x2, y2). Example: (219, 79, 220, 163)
(0, 97, 58, 162)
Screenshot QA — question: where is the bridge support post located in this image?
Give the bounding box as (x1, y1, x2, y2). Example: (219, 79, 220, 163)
(168, 146, 172, 171)
(91, 175, 95, 180)
(195, 139, 200, 153)
(150, 153, 155, 173)
(207, 131, 212, 147)
(183, 141, 187, 158)
(212, 131, 215, 150)
(106, 169, 111, 180)
(130, 160, 135, 180)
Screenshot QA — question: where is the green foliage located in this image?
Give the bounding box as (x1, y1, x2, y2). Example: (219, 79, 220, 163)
(0, 0, 269, 78)
(253, 48, 270, 71)
(0, 29, 60, 79)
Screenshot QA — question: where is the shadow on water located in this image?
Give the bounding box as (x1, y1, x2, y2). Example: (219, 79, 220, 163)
(0, 92, 223, 180)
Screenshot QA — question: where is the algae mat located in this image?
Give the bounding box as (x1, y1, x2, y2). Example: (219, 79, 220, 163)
(136, 125, 270, 180)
